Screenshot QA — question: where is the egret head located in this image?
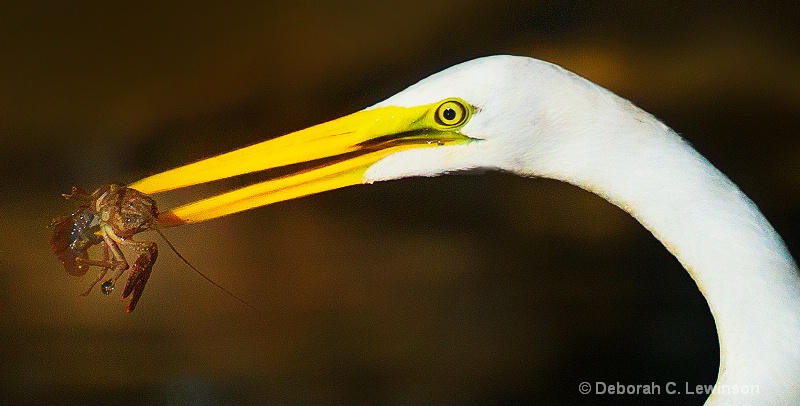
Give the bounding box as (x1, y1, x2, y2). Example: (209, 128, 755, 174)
(364, 55, 566, 181)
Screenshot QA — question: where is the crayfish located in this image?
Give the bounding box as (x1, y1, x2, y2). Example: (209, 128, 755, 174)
(50, 184, 159, 313)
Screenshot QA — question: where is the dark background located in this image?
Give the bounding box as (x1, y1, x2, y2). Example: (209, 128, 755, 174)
(2, 1, 799, 405)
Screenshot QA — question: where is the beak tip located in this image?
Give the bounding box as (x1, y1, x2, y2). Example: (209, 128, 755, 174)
(157, 211, 186, 227)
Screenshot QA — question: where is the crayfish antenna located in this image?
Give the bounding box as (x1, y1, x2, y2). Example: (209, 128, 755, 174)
(153, 228, 259, 313)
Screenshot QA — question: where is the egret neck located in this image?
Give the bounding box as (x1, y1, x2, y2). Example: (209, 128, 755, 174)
(509, 72, 800, 404)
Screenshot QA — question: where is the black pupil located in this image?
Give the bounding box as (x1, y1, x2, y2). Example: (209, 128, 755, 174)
(442, 107, 457, 121)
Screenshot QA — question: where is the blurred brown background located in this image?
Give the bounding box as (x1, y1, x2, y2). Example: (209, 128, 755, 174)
(1, 1, 799, 405)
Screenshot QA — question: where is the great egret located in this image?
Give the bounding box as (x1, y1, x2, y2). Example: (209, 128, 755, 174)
(130, 55, 800, 405)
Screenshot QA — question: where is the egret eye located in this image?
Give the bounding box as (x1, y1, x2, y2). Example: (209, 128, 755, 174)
(435, 100, 468, 127)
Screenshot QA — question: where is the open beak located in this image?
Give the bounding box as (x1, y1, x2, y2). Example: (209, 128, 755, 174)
(129, 101, 472, 226)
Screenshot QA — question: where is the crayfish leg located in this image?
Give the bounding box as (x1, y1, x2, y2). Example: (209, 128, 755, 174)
(80, 242, 111, 296)
(62, 184, 112, 203)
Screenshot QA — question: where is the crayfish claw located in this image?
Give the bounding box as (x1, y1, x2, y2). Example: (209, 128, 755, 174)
(122, 242, 158, 313)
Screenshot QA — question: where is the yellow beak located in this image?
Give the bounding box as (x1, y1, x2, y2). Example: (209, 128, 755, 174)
(129, 100, 473, 226)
